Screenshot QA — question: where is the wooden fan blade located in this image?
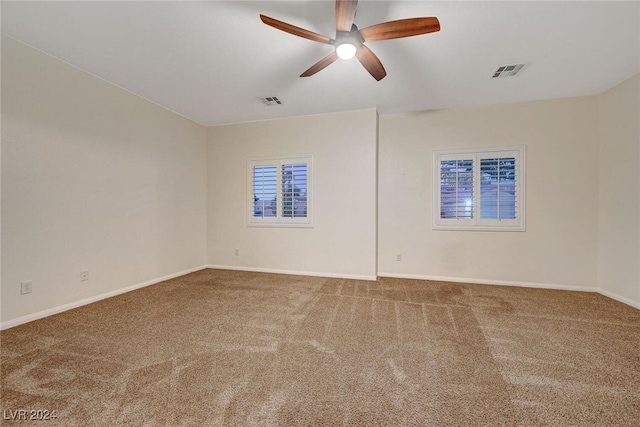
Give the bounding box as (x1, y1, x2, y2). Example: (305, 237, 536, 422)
(360, 17, 440, 42)
(356, 45, 386, 81)
(300, 52, 339, 77)
(336, 0, 358, 32)
(260, 14, 333, 44)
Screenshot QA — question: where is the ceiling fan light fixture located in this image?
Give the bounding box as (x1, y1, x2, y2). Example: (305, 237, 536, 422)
(336, 42, 357, 60)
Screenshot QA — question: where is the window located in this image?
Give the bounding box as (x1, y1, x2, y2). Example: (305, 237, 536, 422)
(433, 146, 525, 231)
(248, 155, 312, 227)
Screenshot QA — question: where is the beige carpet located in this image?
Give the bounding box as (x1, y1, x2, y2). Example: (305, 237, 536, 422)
(1, 269, 639, 426)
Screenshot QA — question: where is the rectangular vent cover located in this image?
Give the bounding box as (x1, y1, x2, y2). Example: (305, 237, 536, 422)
(491, 64, 526, 78)
(260, 96, 283, 106)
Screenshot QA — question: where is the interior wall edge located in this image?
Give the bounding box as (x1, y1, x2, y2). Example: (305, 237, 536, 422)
(0, 265, 208, 331)
(596, 287, 640, 310)
(1, 34, 208, 128)
(206, 265, 377, 282)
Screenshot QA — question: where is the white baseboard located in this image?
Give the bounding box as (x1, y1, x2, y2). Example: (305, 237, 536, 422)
(377, 272, 595, 292)
(378, 272, 640, 310)
(207, 264, 377, 281)
(596, 288, 640, 310)
(0, 265, 208, 331)
(3, 267, 636, 331)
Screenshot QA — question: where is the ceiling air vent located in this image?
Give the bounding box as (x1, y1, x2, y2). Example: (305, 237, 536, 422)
(491, 63, 526, 79)
(259, 96, 283, 106)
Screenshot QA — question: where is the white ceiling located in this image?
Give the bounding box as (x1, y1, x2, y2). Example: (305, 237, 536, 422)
(2, 1, 639, 127)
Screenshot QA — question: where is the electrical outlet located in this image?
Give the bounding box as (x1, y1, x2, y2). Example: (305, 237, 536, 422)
(80, 270, 89, 282)
(396, 254, 402, 262)
(234, 249, 240, 256)
(20, 281, 33, 295)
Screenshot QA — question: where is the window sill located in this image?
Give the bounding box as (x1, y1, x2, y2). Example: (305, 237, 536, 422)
(432, 225, 525, 232)
(247, 223, 314, 229)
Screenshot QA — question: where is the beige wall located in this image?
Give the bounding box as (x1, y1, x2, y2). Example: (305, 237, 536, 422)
(1, 36, 208, 325)
(378, 97, 600, 289)
(207, 109, 378, 279)
(597, 73, 640, 306)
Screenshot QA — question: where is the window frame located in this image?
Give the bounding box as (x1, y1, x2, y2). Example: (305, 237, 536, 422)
(432, 146, 526, 231)
(247, 155, 313, 228)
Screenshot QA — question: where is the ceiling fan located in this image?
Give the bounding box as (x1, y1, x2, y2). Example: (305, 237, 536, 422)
(259, 0, 440, 81)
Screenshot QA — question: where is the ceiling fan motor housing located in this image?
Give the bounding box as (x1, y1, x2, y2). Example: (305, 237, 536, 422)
(337, 25, 364, 44)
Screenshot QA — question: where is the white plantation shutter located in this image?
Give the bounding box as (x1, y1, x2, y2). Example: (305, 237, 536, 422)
(248, 156, 312, 227)
(439, 158, 474, 221)
(252, 165, 277, 219)
(434, 147, 525, 231)
(479, 155, 518, 222)
(281, 163, 308, 219)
